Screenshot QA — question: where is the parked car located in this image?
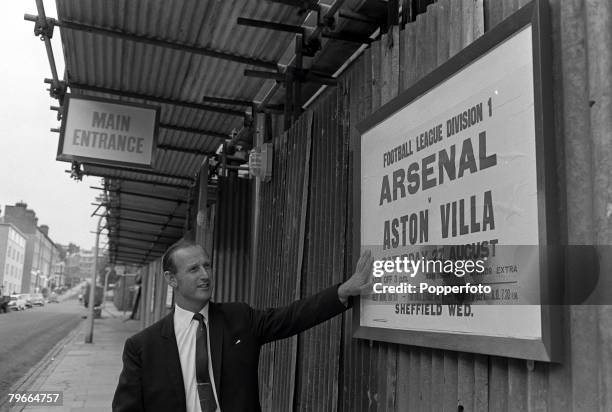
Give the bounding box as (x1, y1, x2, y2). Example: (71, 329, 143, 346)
(48, 293, 59, 303)
(21, 294, 33, 308)
(30, 293, 45, 306)
(0, 295, 9, 313)
(8, 294, 26, 311)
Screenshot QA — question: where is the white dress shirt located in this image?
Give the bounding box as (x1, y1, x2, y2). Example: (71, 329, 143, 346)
(174, 303, 221, 412)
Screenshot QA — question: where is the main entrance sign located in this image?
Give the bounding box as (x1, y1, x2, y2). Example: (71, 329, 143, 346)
(57, 95, 159, 168)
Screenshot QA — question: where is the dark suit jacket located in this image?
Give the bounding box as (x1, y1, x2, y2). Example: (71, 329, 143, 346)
(112, 284, 350, 412)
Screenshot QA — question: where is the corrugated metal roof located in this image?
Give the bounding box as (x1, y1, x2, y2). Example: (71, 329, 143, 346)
(51, 0, 382, 264)
(104, 179, 190, 264)
(54, 0, 305, 263)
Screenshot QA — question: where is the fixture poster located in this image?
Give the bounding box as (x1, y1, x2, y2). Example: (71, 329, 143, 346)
(355, 4, 560, 361)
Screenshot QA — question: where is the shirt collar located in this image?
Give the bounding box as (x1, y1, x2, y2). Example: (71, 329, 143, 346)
(173, 301, 209, 334)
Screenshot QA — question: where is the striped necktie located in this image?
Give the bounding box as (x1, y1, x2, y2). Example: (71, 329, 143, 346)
(192, 313, 217, 412)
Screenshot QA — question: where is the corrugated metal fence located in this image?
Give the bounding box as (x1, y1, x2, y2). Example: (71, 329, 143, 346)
(253, 112, 313, 411)
(140, 258, 169, 328)
(212, 174, 252, 303)
(252, 0, 612, 410)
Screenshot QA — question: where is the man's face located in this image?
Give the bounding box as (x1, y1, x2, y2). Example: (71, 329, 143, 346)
(168, 245, 213, 308)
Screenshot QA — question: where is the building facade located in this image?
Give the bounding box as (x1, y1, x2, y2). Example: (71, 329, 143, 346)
(0, 223, 26, 295)
(3, 202, 58, 293)
(51, 258, 65, 290)
(31, 225, 56, 292)
(78, 248, 95, 281)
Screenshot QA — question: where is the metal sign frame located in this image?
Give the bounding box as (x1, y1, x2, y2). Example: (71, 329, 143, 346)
(352, 0, 561, 361)
(57, 94, 160, 169)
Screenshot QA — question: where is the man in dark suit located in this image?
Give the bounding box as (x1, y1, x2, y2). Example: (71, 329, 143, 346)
(112, 239, 373, 412)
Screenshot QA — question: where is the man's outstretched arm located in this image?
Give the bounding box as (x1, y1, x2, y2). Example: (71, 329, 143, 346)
(251, 250, 374, 344)
(112, 337, 144, 412)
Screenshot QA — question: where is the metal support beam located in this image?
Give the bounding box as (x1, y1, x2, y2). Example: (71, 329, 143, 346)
(113, 252, 145, 260)
(112, 247, 167, 257)
(245, 69, 337, 86)
(79, 165, 194, 182)
(113, 257, 145, 265)
(26, 2, 63, 102)
(113, 256, 145, 262)
(110, 242, 167, 253)
(100, 204, 187, 220)
(257, 103, 284, 114)
(110, 190, 183, 203)
(25, 15, 278, 70)
(117, 229, 180, 240)
(111, 249, 163, 258)
(110, 248, 150, 256)
(294, 35, 303, 120)
(59, 81, 245, 117)
(201, 95, 252, 106)
(92, 186, 186, 203)
(266, 0, 319, 13)
(321, 31, 373, 44)
(284, 70, 294, 130)
(159, 123, 228, 140)
(259, 82, 283, 110)
(112, 251, 165, 261)
(300, 70, 338, 86)
(106, 215, 184, 230)
(237, 17, 304, 34)
(237, 16, 372, 45)
(157, 145, 211, 156)
(244, 69, 285, 82)
(107, 233, 176, 246)
(86, 173, 191, 189)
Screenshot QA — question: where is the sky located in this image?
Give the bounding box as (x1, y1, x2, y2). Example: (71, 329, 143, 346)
(0, 2, 101, 250)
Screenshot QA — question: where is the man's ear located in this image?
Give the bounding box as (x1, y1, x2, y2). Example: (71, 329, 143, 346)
(164, 271, 177, 288)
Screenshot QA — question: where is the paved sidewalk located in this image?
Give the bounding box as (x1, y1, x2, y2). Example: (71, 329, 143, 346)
(10, 305, 140, 412)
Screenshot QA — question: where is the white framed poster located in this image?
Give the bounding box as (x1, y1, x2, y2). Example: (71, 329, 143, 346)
(353, 0, 560, 361)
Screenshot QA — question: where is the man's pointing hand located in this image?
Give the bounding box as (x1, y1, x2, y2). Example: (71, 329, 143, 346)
(338, 249, 375, 304)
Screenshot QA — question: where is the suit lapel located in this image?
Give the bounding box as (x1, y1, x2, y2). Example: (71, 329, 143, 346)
(160, 311, 187, 410)
(208, 302, 224, 399)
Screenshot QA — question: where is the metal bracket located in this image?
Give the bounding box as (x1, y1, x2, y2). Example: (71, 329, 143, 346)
(51, 106, 62, 121)
(49, 80, 67, 101)
(70, 161, 83, 181)
(301, 35, 321, 57)
(34, 16, 55, 39)
(318, 4, 336, 31)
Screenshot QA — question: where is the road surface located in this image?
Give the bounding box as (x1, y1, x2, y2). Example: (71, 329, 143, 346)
(0, 299, 83, 400)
